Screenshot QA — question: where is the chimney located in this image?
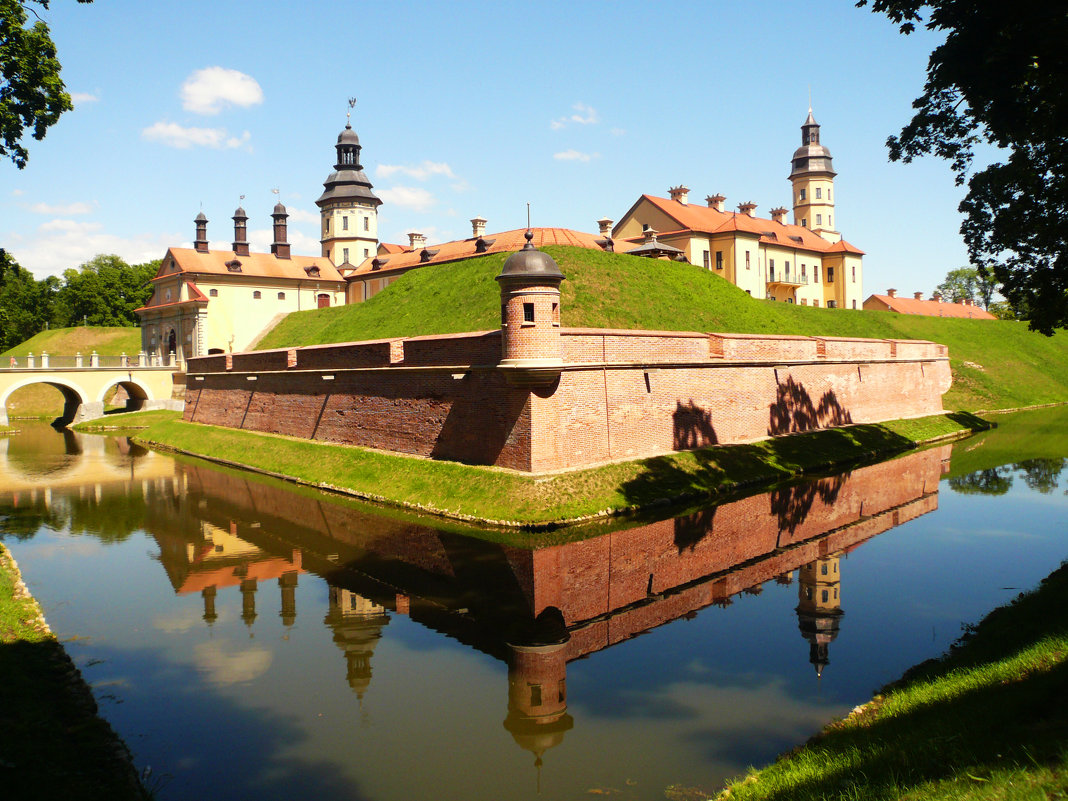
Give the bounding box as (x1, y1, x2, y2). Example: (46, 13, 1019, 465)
(914, 291, 924, 300)
(887, 288, 897, 298)
(770, 207, 788, 224)
(738, 201, 757, 216)
(597, 217, 614, 236)
(706, 194, 726, 212)
(408, 231, 427, 250)
(471, 216, 487, 238)
(933, 291, 943, 303)
(194, 212, 209, 253)
(270, 203, 290, 259)
(232, 206, 249, 256)
(668, 185, 690, 205)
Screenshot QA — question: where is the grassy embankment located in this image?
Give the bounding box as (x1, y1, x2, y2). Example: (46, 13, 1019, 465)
(717, 560, 1068, 801)
(1, 326, 142, 420)
(257, 246, 1068, 412)
(0, 543, 145, 799)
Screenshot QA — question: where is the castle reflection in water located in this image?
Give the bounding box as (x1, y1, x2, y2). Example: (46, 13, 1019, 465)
(138, 443, 950, 767)
(0, 430, 950, 768)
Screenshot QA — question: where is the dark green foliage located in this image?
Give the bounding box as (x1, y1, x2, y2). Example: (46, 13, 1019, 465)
(859, 1, 1068, 335)
(52, 254, 158, 327)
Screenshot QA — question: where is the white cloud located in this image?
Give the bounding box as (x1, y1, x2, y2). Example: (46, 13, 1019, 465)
(193, 640, 272, 686)
(285, 208, 320, 224)
(551, 102, 600, 130)
(141, 121, 251, 150)
(11, 189, 24, 197)
(9, 221, 177, 278)
(554, 149, 599, 162)
(180, 67, 263, 115)
(610, 127, 626, 136)
(70, 92, 99, 106)
(28, 201, 94, 216)
(376, 161, 456, 181)
(377, 186, 437, 212)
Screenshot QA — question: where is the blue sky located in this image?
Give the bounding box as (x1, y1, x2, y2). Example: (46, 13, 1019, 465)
(4, 0, 972, 298)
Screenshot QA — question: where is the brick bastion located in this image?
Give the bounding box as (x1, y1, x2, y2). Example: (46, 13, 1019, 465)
(183, 238, 951, 473)
(183, 327, 951, 473)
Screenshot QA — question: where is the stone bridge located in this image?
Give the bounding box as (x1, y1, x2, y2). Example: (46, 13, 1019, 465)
(0, 354, 183, 427)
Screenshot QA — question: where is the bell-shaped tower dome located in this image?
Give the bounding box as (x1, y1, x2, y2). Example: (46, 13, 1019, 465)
(317, 112, 382, 268)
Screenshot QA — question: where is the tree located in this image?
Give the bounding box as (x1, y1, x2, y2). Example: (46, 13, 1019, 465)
(53, 253, 156, 327)
(858, 2, 1068, 334)
(0, 0, 91, 169)
(0, 248, 56, 348)
(935, 266, 998, 308)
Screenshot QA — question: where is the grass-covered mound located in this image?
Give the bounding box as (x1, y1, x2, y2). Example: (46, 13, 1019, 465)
(255, 247, 1068, 412)
(1, 326, 141, 359)
(129, 410, 979, 528)
(718, 560, 1068, 801)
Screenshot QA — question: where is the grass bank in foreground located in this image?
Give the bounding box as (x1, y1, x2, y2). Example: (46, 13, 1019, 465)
(122, 410, 987, 527)
(0, 544, 145, 800)
(717, 560, 1068, 801)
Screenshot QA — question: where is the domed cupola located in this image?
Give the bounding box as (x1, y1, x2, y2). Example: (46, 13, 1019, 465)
(317, 110, 382, 267)
(789, 108, 840, 241)
(790, 109, 836, 179)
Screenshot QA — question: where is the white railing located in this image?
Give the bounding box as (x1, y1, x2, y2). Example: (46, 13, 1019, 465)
(4, 351, 181, 369)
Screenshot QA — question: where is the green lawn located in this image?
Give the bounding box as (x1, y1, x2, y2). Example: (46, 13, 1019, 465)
(1, 326, 142, 359)
(128, 411, 982, 529)
(254, 247, 1068, 412)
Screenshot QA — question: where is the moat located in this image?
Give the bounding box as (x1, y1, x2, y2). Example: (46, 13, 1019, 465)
(1, 410, 1067, 801)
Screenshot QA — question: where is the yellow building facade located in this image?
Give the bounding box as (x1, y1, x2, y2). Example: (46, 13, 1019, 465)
(613, 112, 864, 309)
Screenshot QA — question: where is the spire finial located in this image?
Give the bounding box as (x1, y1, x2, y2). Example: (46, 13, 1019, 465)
(523, 229, 535, 250)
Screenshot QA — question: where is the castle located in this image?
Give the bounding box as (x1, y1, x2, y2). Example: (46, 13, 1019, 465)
(136, 110, 865, 363)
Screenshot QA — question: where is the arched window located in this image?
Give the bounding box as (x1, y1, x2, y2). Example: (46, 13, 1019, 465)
(253, 290, 262, 299)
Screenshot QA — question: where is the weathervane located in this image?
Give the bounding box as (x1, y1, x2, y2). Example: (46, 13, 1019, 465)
(347, 96, 357, 124)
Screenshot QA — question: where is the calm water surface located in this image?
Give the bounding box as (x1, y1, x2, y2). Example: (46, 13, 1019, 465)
(1, 410, 1067, 801)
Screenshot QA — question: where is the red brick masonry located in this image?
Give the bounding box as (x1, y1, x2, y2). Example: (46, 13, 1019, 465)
(184, 328, 951, 472)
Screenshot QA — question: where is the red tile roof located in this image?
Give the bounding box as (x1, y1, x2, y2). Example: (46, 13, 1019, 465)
(160, 247, 346, 283)
(864, 294, 996, 319)
(350, 227, 621, 276)
(626, 195, 865, 255)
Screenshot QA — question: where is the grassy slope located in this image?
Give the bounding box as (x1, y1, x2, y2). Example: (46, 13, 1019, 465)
(255, 247, 1068, 412)
(126, 411, 980, 529)
(1, 326, 141, 358)
(718, 561, 1068, 801)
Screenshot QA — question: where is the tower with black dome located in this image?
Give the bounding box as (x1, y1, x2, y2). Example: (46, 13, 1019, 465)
(495, 231, 565, 386)
(317, 112, 382, 267)
(789, 109, 840, 244)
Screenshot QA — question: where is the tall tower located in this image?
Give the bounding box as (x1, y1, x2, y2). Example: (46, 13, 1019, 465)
(789, 110, 840, 244)
(317, 113, 382, 267)
(796, 552, 844, 679)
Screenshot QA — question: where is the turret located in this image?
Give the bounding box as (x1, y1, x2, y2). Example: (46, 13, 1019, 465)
(317, 113, 382, 267)
(789, 109, 840, 243)
(495, 231, 565, 386)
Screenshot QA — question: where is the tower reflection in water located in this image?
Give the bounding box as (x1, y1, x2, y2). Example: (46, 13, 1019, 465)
(116, 442, 950, 769)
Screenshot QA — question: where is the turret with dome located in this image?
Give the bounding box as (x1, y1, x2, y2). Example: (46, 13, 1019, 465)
(317, 111, 382, 268)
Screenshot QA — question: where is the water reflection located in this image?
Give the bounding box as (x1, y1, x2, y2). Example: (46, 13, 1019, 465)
(8, 422, 1022, 797)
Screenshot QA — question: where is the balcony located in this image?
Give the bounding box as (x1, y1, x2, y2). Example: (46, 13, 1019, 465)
(767, 269, 809, 287)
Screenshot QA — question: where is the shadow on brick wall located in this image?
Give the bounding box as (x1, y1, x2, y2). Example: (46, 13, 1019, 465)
(673, 400, 719, 450)
(768, 376, 853, 436)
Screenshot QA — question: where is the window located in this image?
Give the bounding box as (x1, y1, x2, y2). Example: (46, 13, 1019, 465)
(852, 299, 857, 309)
(787, 298, 794, 304)
(814, 265, 820, 283)
(745, 251, 751, 270)
(852, 265, 856, 282)
(501, 304, 507, 325)
(813, 299, 819, 307)
(769, 258, 775, 278)
(822, 589, 829, 603)
(800, 263, 806, 279)
(827, 266, 835, 282)
(209, 288, 218, 297)
(523, 302, 535, 323)
(799, 188, 806, 201)
(253, 290, 261, 299)
(343, 247, 349, 263)
(801, 218, 807, 228)
(363, 248, 369, 258)
(325, 219, 330, 233)
(703, 251, 710, 269)
(342, 216, 348, 231)
(801, 298, 808, 306)
(277, 292, 286, 300)
(816, 214, 822, 226)
(828, 189, 832, 201)
(715, 251, 723, 270)
(815, 187, 822, 199)
(828, 300, 837, 308)
(829, 214, 833, 228)
(363, 216, 369, 231)
(552, 302, 560, 325)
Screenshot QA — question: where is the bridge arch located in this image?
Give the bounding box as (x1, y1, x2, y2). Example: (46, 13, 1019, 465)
(95, 376, 155, 407)
(1, 377, 91, 418)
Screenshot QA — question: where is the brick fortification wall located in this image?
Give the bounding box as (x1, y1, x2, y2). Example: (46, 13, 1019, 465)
(184, 328, 951, 473)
